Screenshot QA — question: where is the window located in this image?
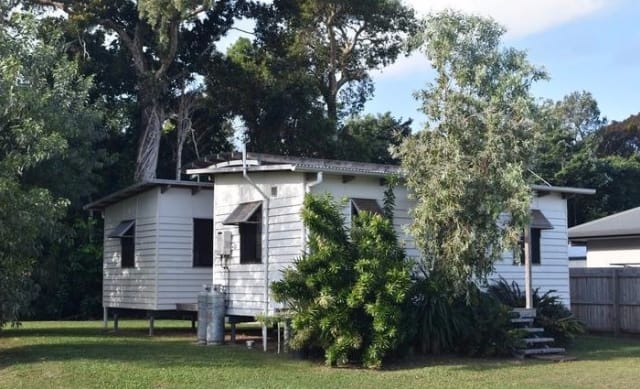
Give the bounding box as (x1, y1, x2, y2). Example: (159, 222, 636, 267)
(193, 218, 213, 267)
(222, 201, 263, 264)
(350, 198, 384, 218)
(109, 220, 135, 268)
(519, 228, 542, 265)
(239, 206, 262, 264)
(515, 209, 553, 266)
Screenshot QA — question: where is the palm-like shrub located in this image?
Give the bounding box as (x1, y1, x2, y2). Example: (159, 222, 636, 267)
(487, 278, 584, 345)
(271, 194, 411, 368)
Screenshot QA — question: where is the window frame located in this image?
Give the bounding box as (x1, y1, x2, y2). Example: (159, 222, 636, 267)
(239, 205, 262, 265)
(119, 221, 135, 268)
(193, 218, 214, 267)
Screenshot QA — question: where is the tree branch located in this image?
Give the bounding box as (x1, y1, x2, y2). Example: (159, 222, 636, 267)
(156, 18, 179, 78)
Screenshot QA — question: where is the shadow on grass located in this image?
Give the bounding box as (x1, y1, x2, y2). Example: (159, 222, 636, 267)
(2, 330, 638, 373)
(0, 326, 195, 339)
(0, 338, 285, 371)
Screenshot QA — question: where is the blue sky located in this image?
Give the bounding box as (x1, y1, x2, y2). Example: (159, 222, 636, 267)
(366, 0, 640, 129)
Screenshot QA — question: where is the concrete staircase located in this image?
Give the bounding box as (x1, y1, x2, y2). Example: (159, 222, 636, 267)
(511, 308, 567, 359)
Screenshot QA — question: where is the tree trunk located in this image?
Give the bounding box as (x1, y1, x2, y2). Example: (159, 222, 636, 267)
(134, 96, 164, 182)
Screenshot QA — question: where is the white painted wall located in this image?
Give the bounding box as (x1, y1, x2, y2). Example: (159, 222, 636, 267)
(103, 189, 159, 310)
(212, 171, 574, 317)
(156, 187, 214, 310)
(491, 193, 571, 305)
(212, 172, 305, 317)
(586, 238, 640, 267)
(103, 186, 214, 311)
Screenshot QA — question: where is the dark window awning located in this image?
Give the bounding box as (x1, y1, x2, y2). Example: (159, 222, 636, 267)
(351, 198, 383, 215)
(108, 220, 135, 238)
(531, 209, 553, 230)
(223, 201, 262, 225)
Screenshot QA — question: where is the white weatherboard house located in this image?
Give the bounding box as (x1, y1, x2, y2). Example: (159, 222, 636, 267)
(568, 207, 640, 267)
(187, 153, 594, 322)
(85, 179, 214, 332)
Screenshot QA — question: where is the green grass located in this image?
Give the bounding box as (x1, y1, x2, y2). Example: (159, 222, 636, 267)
(1, 321, 639, 389)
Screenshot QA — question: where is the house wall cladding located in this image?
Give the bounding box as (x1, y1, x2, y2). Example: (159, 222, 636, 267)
(213, 171, 572, 318)
(586, 238, 640, 267)
(492, 193, 571, 306)
(103, 186, 214, 311)
(103, 189, 158, 310)
(156, 187, 213, 310)
(212, 173, 305, 317)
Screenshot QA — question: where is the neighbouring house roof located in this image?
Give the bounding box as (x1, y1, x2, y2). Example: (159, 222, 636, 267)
(84, 179, 213, 211)
(186, 152, 595, 196)
(569, 207, 640, 241)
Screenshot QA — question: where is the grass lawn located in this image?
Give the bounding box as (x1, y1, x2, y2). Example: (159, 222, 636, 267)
(1, 321, 639, 389)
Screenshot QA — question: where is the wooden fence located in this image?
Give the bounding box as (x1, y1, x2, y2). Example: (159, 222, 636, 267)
(570, 267, 640, 334)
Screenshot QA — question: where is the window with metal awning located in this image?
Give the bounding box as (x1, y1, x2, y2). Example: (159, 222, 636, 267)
(518, 209, 554, 265)
(351, 198, 384, 217)
(223, 201, 263, 264)
(223, 201, 263, 225)
(530, 209, 553, 230)
(108, 219, 135, 238)
(109, 220, 135, 268)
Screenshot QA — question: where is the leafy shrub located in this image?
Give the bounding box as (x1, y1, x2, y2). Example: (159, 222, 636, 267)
(487, 278, 584, 345)
(410, 279, 524, 357)
(271, 194, 411, 368)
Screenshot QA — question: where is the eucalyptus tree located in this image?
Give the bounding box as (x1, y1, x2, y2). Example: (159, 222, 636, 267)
(255, 0, 417, 126)
(397, 11, 547, 294)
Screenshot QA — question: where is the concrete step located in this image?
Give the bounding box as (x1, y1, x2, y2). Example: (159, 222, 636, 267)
(524, 337, 555, 344)
(512, 308, 537, 318)
(519, 347, 566, 356)
(522, 327, 544, 333)
(511, 318, 534, 324)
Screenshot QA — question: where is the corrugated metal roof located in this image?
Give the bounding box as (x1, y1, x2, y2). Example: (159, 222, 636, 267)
(569, 207, 640, 240)
(223, 201, 262, 225)
(187, 154, 595, 196)
(187, 152, 401, 177)
(84, 179, 213, 211)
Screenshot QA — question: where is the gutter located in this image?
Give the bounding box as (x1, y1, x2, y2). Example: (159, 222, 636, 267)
(241, 146, 270, 353)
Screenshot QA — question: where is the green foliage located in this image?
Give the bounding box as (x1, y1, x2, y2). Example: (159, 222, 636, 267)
(0, 13, 101, 326)
(271, 194, 411, 368)
(398, 11, 544, 294)
(487, 279, 585, 346)
(337, 113, 411, 164)
(409, 279, 523, 357)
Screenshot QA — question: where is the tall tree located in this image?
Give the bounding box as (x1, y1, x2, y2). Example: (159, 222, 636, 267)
(398, 11, 546, 294)
(0, 12, 102, 326)
(256, 0, 417, 126)
(337, 113, 411, 164)
(32, 0, 239, 181)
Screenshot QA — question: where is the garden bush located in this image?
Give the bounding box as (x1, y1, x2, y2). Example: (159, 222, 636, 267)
(271, 194, 411, 368)
(487, 278, 584, 345)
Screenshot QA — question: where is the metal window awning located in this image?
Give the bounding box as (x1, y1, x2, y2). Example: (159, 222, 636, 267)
(351, 198, 384, 215)
(531, 209, 553, 230)
(108, 220, 135, 238)
(223, 201, 262, 225)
